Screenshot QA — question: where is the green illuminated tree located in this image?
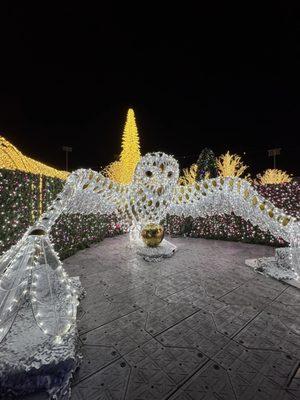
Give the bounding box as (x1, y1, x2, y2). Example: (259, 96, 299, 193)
(196, 148, 218, 181)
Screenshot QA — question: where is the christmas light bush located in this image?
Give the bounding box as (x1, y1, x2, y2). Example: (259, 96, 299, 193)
(178, 164, 198, 185)
(255, 169, 293, 185)
(217, 151, 249, 179)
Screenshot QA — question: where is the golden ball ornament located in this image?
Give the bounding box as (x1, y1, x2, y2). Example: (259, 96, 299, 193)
(141, 224, 164, 247)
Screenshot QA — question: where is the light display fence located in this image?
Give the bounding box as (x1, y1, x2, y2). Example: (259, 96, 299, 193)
(0, 169, 40, 254)
(0, 169, 113, 258)
(50, 213, 122, 259)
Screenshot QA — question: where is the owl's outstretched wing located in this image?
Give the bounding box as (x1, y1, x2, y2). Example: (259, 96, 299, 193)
(169, 177, 297, 243)
(0, 168, 130, 343)
(0, 238, 33, 342)
(62, 169, 130, 216)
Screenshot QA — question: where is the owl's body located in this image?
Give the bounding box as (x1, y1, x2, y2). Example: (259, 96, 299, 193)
(126, 152, 179, 228)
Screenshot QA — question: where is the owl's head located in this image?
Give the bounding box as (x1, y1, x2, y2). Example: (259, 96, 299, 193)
(133, 152, 179, 189)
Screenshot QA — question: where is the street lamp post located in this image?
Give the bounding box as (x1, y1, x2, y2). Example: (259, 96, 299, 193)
(268, 148, 281, 169)
(62, 146, 72, 171)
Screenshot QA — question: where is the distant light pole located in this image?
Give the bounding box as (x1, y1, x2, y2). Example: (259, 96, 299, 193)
(62, 146, 72, 171)
(268, 148, 281, 169)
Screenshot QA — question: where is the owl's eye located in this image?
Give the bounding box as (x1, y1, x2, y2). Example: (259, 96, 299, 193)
(145, 170, 153, 177)
(167, 171, 173, 178)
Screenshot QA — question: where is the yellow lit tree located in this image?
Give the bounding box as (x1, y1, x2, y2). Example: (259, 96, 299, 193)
(217, 151, 249, 179)
(104, 109, 141, 184)
(178, 164, 198, 185)
(255, 169, 292, 185)
(178, 164, 209, 185)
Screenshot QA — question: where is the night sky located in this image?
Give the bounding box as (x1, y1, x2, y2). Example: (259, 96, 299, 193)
(0, 4, 299, 176)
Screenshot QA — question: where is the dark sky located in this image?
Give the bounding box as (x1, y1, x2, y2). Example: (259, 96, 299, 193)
(0, 4, 299, 176)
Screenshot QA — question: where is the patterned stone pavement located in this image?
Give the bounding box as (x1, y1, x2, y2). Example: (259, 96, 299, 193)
(30, 235, 300, 400)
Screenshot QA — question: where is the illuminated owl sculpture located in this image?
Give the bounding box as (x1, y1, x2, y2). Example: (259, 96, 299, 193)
(65, 152, 297, 245)
(0, 152, 299, 343)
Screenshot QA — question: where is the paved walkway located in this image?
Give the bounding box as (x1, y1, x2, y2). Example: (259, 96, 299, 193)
(24, 235, 299, 399)
(63, 235, 300, 400)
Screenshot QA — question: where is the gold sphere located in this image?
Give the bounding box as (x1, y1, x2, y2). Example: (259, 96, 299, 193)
(141, 224, 164, 247)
